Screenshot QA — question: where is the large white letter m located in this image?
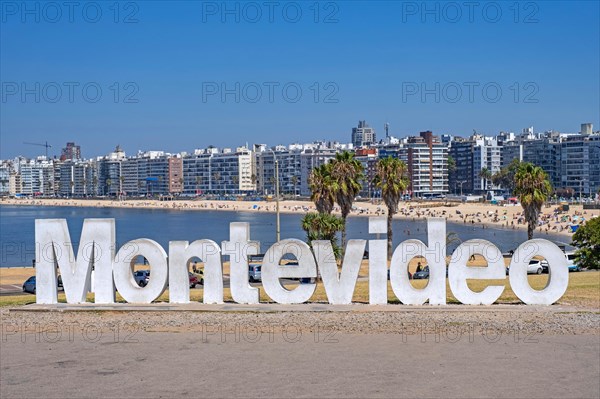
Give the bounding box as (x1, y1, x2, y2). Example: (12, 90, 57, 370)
(35, 219, 115, 304)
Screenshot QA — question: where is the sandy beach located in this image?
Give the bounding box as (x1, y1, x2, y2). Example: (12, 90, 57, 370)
(2, 197, 598, 238)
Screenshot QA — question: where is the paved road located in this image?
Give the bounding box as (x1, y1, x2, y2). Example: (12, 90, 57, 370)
(0, 284, 24, 296)
(1, 330, 598, 398)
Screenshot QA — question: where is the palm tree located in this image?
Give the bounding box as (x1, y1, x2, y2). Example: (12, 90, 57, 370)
(373, 157, 409, 259)
(106, 178, 112, 196)
(514, 162, 552, 239)
(479, 167, 492, 195)
(232, 175, 239, 194)
(308, 164, 335, 214)
(213, 172, 221, 194)
(195, 175, 203, 195)
(92, 176, 98, 197)
(291, 175, 299, 197)
(119, 176, 125, 200)
(329, 151, 364, 253)
(301, 212, 345, 259)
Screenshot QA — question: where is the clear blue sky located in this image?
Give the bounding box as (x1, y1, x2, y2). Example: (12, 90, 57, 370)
(1, 1, 599, 159)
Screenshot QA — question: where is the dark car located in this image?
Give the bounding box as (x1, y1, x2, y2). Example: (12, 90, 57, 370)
(412, 266, 430, 280)
(134, 270, 150, 287)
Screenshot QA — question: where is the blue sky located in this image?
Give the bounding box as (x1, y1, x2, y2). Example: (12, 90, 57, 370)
(1, 1, 599, 159)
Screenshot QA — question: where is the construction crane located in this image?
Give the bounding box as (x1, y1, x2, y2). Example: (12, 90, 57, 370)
(23, 141, 52, 158)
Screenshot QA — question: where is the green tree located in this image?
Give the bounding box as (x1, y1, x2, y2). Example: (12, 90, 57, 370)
(492, 159, 521, 194)
(308, 164, 335, 214)
(514, 162, 553, 239)
(291, 175, 299, 196)
(301, 212, 344, 259)
(373, 157, 410, 259)
(329, 151, 364, 253)
(572, 217, 600, 270)
(448, 155, 457, 186)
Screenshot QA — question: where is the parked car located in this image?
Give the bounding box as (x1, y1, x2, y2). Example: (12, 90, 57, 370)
(506, 260, 544, 275)
(22, 275, 63, 294)
(248, 254, 264, 282)
(189, 272, 202, 288)
(134, 270, 150, 287)
(564, 252, 581, 272)
(22, 276, 36, 294)
(412, 266, 429, 280)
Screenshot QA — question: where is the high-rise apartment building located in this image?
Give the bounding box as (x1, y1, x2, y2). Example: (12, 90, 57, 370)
(60, 142, 82, 161)
(351, 120, 376, 148)
(405, 131, 448, 197)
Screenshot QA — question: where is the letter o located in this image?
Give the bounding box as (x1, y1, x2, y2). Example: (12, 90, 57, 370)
(113, 239, 168, 303)
(508, 239, 568, 305)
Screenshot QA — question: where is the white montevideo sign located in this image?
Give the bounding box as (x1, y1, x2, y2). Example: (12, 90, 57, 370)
(34, 217, 569, 306)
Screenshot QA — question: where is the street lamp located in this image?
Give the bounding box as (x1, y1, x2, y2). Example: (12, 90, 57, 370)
(268, 149, 280, 242)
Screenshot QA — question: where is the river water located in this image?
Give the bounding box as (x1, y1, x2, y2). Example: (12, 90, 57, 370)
(0, 205, 572, 267)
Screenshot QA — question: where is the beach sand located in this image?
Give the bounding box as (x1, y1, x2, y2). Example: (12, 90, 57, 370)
(2, 197, 597, 239)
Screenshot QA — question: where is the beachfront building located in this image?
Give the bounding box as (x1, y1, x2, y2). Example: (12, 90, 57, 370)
(183, 146, 255, 195)
(405, 131, 448, 198)
(560, 131, 600, 197)
(448, 137, 475, 195)
(499, 129, 562, 190)
(355, 147, 379, 199)
(255, 145, 302, 196)
(0, 161, 11, 195)
(298, 144, 338, 196)
(97, 146, 126, 196)
(58, 160, 97, 197)
(472, 135, 502, 194)
(13, 157, 55, 196)
(255, 141, 353, 197)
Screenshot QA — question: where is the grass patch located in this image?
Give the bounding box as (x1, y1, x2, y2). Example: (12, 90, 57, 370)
(3, 271, 598, 308)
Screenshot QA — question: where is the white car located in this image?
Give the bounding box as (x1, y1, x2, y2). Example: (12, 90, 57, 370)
(506, 260, 546, 275)
(526, 260, 545, 274)
(564, 252, 581, 272)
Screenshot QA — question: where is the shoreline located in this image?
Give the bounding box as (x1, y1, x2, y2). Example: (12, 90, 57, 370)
(2, 198, 595, 240)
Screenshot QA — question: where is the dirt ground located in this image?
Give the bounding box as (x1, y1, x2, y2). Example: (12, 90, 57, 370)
(1, 329, 598, 399)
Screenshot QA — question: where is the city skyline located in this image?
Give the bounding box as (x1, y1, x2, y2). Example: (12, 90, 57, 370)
(1, 1, 599, 159)
(3, 120, 597, 160)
